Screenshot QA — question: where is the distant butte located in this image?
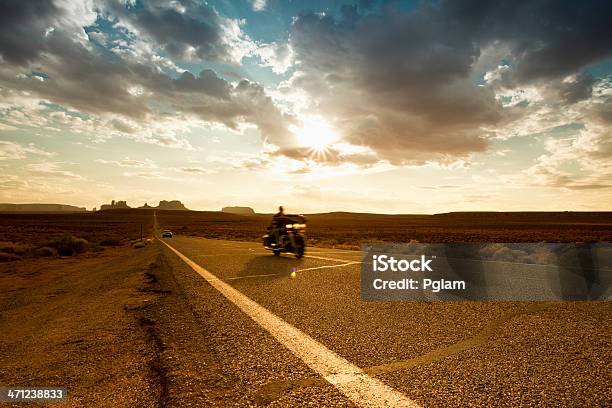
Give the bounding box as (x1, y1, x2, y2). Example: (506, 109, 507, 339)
(0, 203, 87, 212)
(99, 200, 189, 211)
(222, 206, 255, 215)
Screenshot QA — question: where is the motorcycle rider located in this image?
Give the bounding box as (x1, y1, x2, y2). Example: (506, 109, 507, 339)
(271, 206, 286, 246)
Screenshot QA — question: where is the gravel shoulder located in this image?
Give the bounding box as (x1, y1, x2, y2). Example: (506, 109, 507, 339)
(0, 245, 162, 407)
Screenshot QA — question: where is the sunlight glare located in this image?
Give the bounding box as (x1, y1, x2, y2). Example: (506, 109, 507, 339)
(290, 116, 338, 151)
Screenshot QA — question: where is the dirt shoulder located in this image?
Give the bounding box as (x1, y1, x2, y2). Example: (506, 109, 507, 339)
(0, 240, 276, 407)
(0, 244, 164, 407)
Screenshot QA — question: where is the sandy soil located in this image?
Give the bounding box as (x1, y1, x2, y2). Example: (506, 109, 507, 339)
(0, 245, 164, 407)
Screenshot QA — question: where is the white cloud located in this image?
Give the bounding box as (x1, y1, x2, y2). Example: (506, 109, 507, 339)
(25, 161, 84, 180)
(96, 157, 157, 168)
(207, 152, 272, 171)
(177, 166, 215, 174)
(122, 170, 183, 181)
(0, 174, 30, 190)
(255, 42, 294, 74)
(0, 141, 54, 160)
(0, 123, 17, 131)
(251, 0, 267, 12)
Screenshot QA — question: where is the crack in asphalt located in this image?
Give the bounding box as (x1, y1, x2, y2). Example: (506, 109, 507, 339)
(254, 303, 554, 403)
(364, 303, 553, 376)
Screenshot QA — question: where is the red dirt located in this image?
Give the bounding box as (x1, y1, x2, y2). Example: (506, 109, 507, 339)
(156, 210, 612, 249)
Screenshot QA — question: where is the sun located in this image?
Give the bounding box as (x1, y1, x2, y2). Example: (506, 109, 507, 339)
(290, 116, 338, 151)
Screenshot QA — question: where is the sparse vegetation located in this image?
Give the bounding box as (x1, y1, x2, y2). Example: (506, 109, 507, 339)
(0, 210, 154, 260)
(33, 246, 57, 257)
(156, 210, 612, 247)
(0, 210, 610, 261)
(45, 235, 89, 256)
(0, 241, 31, 256)
(100, 238, 122, 246)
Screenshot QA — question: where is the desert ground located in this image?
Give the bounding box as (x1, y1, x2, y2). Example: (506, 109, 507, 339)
(0, 210, 154, 259)
(0, 210, 610, 407)
(2, 210, 611, 259)
(156, 210, 612, 248)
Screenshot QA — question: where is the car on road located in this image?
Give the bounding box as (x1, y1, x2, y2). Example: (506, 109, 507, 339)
(161, 230, 173, 238)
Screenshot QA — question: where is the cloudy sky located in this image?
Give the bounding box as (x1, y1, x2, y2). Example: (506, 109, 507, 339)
(1, 0, 611, 213)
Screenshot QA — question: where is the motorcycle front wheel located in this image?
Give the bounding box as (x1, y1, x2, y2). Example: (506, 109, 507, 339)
(294, 236, 305, 259)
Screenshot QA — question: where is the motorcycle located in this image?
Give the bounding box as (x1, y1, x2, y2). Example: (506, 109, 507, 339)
(262, 215, 306, 259)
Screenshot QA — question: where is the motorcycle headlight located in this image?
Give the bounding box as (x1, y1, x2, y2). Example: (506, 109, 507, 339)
(285, 224, 293, 228)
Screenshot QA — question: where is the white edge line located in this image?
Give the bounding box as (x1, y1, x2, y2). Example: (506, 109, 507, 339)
(158, 238, 420, 408)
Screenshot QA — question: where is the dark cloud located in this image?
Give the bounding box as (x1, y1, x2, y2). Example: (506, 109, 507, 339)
(1, 30, 151, 118)
(0, 0, 150, 118)
(0, 0, 61, 65)
(430, 1, 612, 83)
(155, 78, 295, 145)
(557, 75, 597, 105)
(0, 0, 293, 147)
(170, 70, 231, 99)
(594, 97, 612, 125)
(474, 1, 612, 83)
(286, 0, 612, 164)
(231, 80, 296, 146)
(1, 0, 610, 167)
(102, 0, 241, 63)
(289, 6, 499, 164)
(155, 76, 295, 145)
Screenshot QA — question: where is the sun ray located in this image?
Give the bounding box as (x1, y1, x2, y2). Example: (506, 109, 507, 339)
(290, 115, 339, 152)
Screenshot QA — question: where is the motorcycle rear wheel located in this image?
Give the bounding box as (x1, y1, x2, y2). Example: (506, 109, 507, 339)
(295, 245, 304, 259)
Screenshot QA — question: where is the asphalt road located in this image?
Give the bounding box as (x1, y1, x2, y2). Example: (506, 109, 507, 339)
(156, 234, 611, 407)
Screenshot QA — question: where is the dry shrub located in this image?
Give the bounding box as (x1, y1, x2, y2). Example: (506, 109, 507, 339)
(0, 241, 31, 255)
(34, 246, 57, 257)
(0, 252, 21, 262)
(46, 235, 89, 256)
(99, 238, 122, 246)
(480, 244, 530, 263)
